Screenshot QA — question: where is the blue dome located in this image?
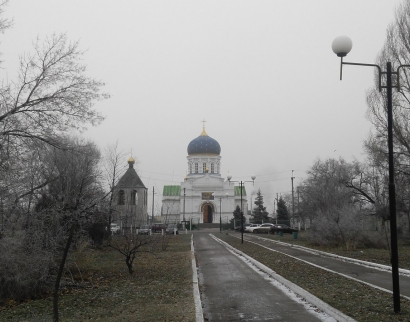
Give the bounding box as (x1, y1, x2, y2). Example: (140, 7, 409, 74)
(187, 129, 221, 155)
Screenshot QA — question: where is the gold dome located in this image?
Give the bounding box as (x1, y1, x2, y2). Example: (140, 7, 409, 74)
(128, 156, 135, 163)
(200, 127, 208, 136)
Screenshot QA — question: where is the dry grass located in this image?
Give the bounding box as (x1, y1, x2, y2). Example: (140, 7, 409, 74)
(219, 233, 410, 322)
(0, 234, 195, 322)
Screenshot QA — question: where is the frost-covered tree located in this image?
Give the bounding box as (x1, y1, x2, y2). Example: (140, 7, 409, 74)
(276, 196, 289, 223)
(251, 189, 269, 222)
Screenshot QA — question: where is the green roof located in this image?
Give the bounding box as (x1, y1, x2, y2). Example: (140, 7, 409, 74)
(234, 186, 246, 197)
(163, 185, 181, 196)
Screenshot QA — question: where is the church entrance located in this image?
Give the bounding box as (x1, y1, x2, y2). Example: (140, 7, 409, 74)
(202, 204, 214, 223)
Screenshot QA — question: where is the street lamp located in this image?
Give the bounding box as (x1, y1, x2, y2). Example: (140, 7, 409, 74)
(332, 35, 404, 313)
(183, 187, 186, 229)
(217, 193, 229, 233)
(227, 174, 256, 244)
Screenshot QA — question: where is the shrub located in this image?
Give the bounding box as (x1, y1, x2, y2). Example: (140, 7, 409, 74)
(309, 207, 390, 250)
(88, 222, 108, 246)
(310, 207, 364, 250)
(0, 235, 55, 304)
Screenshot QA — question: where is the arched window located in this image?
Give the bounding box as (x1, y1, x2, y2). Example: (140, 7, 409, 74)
(189, 163, 193, 174)
(195, 163, 198, 173)
(211, 163, 214, 173)
(118, 190, 125, 205)
(131, 190, 137, 205)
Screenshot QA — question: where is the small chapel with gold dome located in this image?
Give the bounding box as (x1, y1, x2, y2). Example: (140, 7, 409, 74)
(161, 126, 249, 225)
(113, 156, 148, 227)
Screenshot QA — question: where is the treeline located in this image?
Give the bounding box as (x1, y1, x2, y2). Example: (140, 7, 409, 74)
(285, 1, 410, 249)
(0, 2, 118, 312)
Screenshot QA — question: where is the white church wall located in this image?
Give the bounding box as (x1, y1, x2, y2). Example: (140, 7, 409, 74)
(162, 199, 180, 216)
(163, 214, 179, 224)
(161, 127, 254, 224)
(187, 155, 222, 177)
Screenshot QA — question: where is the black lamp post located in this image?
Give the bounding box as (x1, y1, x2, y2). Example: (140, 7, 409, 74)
(332, 35, 404, 313)
(219, 195, 222, 233)
(218, 193, 229, 233)
(227, 174, 256, 244)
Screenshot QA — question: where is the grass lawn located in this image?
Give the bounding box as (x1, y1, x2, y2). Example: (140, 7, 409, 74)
(0, 234, 195, 322)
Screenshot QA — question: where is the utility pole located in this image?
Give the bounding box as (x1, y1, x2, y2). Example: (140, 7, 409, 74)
(0, 199, 3, 231)
(291, 170, 295, 228)
(240, 182, 243, 244)
(297, 186, 301, 230)
(227, 175, 256, 243)
(273, 199, 276, 224)
(297, 187, 300, 212)
(219, 196, 222, 233)
(296, 186, 300, 212)
(183, 188, 186, 223)
(152, 187, 154, 224)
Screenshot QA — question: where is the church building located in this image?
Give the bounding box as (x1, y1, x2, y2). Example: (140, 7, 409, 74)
(161, 126, 250, 225)
(113, 157, 148, 227)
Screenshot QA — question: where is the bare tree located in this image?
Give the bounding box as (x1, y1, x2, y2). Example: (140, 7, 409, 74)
(0, 137, 106, 322)
(298, 158, 375, 249)
(108, 233, 160, 275)
(102, 142, 126, 232)
(365, 0, 410, 232)
(0, 33, 107, 147)
(0, 1, 12, 54)
(0, 33, 109, 228)
(41, 137, 104, 322)
(0, 6, 109, 320)
(0, 0, 12, 71)
(299, 158, 354, 216)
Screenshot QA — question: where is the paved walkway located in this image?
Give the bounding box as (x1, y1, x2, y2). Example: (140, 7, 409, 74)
(191, 228, 410, 321)
(192, 231, 340, 321)
(241, 232, 410, 299)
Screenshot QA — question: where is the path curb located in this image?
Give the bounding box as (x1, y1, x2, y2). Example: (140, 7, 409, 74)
(191, 234, 204, 322)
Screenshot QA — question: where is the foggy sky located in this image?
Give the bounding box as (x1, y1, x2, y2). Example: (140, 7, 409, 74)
(1, 0, 403, 214)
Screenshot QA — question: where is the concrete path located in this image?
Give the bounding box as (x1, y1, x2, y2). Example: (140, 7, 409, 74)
(193, 231, 338, 321)
(241, 232, 410, 299)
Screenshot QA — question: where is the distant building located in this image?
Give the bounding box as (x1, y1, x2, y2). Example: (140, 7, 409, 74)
(113, 157, 148, 227)
(161, 126, 248, 224)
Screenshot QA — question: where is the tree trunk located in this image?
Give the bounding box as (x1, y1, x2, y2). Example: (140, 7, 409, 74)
(407, 210, 410, 233)
(126, 255, 133, 275)
(53, 223, 76, 322)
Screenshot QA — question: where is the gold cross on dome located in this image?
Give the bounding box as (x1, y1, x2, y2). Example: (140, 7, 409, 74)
(201, 118, 207, 130)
